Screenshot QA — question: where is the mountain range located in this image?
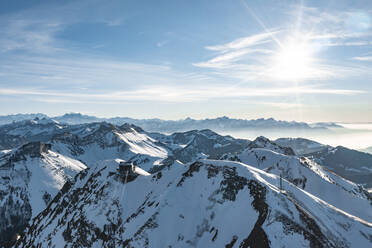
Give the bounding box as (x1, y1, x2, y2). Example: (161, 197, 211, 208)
(0, 119, 371, 247)
(0, 113, 343, 133)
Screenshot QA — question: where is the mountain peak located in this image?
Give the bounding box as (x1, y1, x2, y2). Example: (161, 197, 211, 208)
(61, 113, 84, 117)
(199, 129, 218, 136)
(119, 123, 144, 133)
(216, 116, 230, 120)
(249, 136, 295, 156)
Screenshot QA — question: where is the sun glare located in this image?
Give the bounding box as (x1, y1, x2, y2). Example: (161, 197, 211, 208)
(271, 34, 315, 81)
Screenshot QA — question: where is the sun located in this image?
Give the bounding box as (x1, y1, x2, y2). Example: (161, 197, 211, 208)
(270, 34, 315, 81)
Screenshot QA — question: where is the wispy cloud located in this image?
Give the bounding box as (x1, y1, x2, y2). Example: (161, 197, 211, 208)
(353, 56, 372, 61)
(194, 31, 278, 69)
(205, 31, 278, 52)
(193, 32, 342, 82)
(258, 102, 304, 109)
(193, 48, 272, 69)
(0, 84, 364, 105)
(0, 56, 175, 88)
(102, 18, 123, 27)
(0, 19, 63, 53)
(290, 6, 372, 45)
(0, 0, 128, 54)
(193, 4, 372, 84)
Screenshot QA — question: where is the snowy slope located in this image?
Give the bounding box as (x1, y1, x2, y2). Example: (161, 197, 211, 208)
(0, 118, 66, 149)
(49, 124, 249, 172)
(17, 159, 372, 248)
(306, 146, 372, 189)
(49, 122, 169, 172)
(221, 143, 372, 223)
(2, 121, 249, 172)
(0, 142, 86, 246)
(150, 129, 250, 163)
(274, 137, 372, 190)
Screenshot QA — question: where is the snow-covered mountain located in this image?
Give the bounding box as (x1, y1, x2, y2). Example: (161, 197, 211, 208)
(17, 159, 372, 247)
(246, 136, 295, 156)
(275, 137, 329, 155)
(0, 114, 48, 126)
(53, 113, 102, 125)
(221, 137, 372, 223)
(306, 146, 372, 190)
(1, 121, 371, 247)
(275, 138, 372, 191)
(151, 129, 250, 164)
(0, 118, 66, 150)
(0, 120, 252, 172)
(48, 122, 170, 172)
(0, 142, 86, 246)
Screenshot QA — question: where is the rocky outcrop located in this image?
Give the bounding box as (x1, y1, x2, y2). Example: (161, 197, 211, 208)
(18, 142, 51, 157)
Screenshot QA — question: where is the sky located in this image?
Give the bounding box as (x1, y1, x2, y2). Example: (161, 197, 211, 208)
(0, 0, 371, 122)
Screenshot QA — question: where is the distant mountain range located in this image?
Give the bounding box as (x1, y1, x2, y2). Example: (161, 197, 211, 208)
(0, 113, 343, 133)
(0, 113, 47, 125)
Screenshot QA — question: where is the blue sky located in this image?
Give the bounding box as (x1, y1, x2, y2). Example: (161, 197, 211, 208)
(0, 0, 371, 122)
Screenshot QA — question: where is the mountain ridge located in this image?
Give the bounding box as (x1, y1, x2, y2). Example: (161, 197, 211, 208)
(16, 158, 372, 247)
(0, 113, 343, 133)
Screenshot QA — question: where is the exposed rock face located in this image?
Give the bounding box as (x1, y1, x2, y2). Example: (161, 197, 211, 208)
(0, 142, 51, 246)
(19, 142, 51, 157)
(239, 180, 270, 248)
(0, 181, 32, 247)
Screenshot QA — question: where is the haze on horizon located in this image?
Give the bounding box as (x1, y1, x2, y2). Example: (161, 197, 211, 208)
(0, 0, 371, 122)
